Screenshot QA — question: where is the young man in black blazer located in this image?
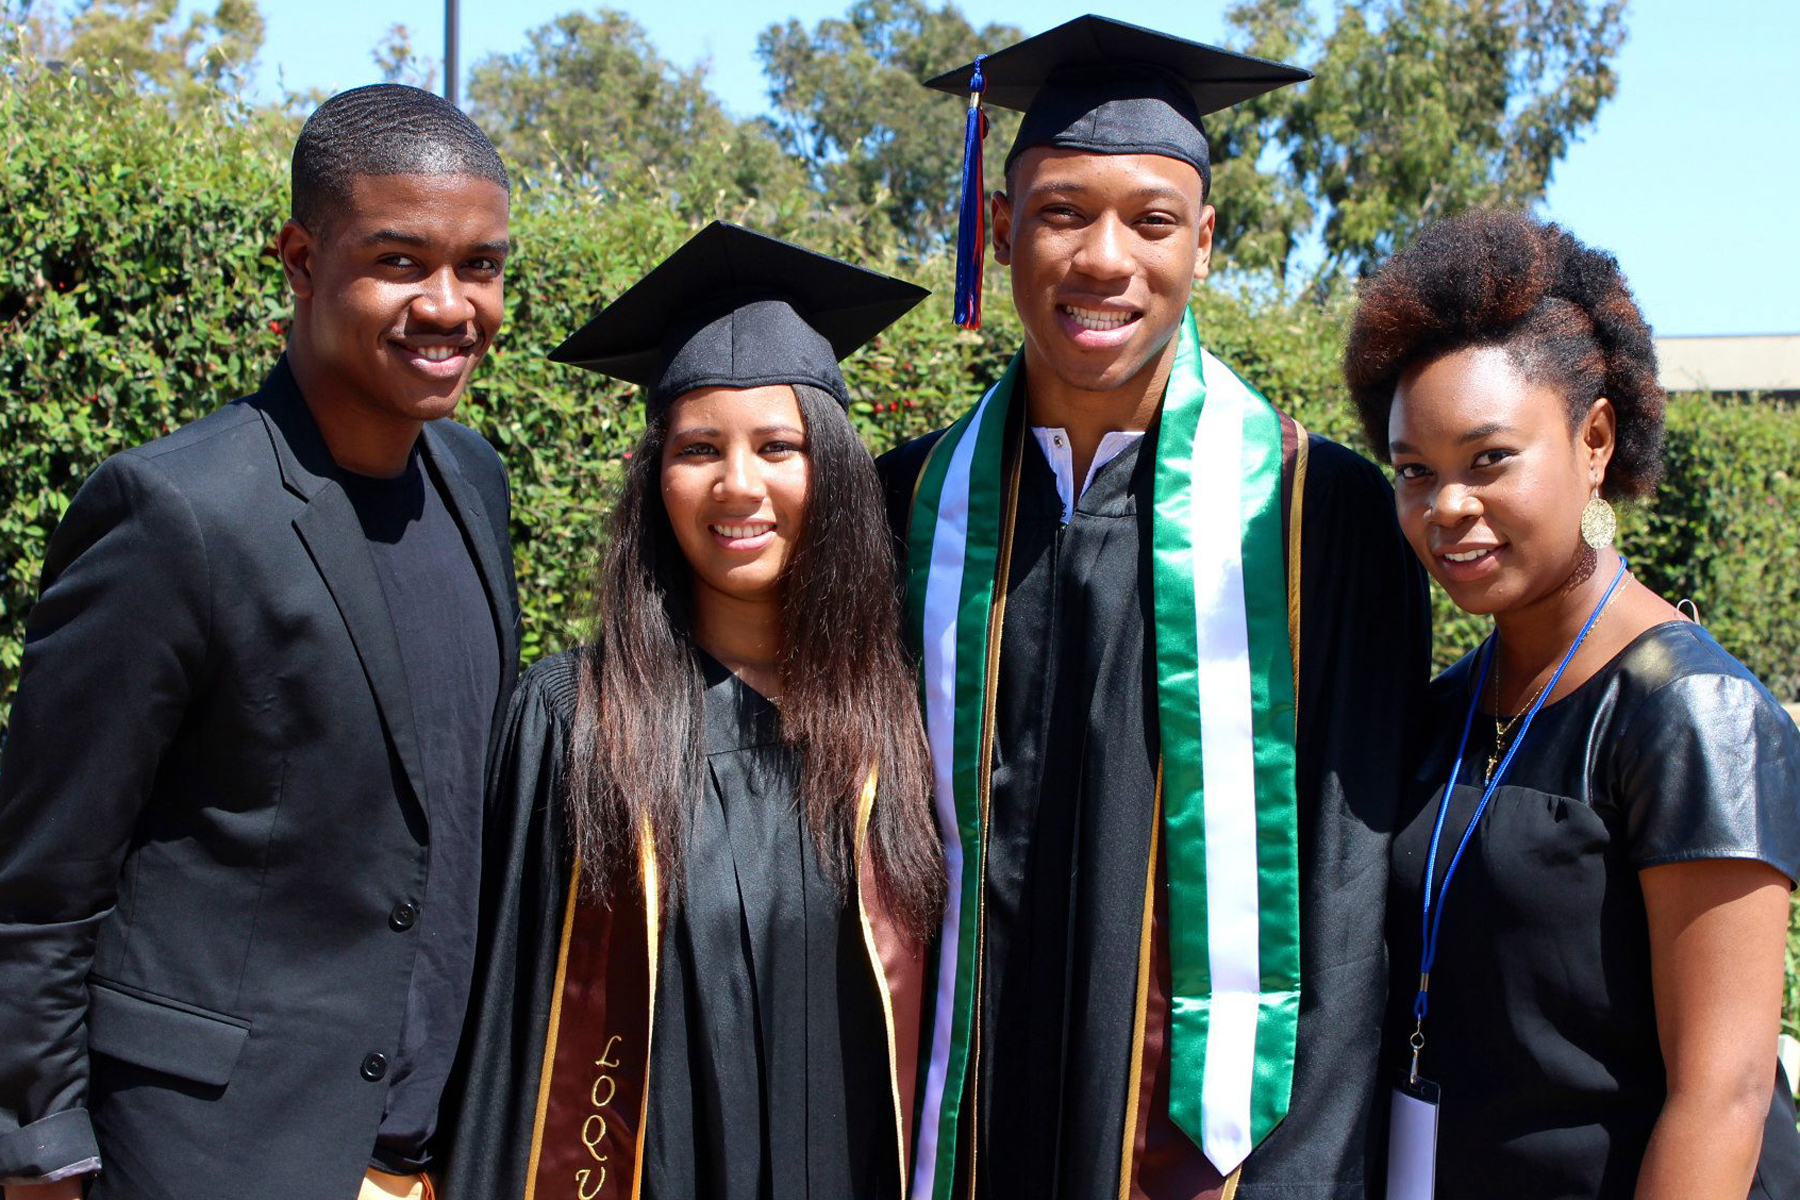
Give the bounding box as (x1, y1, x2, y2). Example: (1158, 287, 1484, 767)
(0, 85, 520, 1200)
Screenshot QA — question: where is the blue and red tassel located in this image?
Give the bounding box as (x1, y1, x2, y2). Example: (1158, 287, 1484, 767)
(953, 55, 989, 330)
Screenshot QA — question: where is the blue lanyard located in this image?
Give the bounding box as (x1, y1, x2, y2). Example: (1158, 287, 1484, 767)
(1412, 558, 1628, 1023)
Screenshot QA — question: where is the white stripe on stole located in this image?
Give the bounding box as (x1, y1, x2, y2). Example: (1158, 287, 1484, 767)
(912, 384, 997, 1199)
(1190, 359, 1262, 1172)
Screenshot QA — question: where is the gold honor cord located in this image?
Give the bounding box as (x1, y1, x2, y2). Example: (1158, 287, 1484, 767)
(1116, 767, 1164, 1200)
(523, 857, 585, 1200)
(853, 767, 910, 1194)
(631, 822, 660, 1199)
(965, 410, 1026, 1196)
(1286, 423, 1308, 696)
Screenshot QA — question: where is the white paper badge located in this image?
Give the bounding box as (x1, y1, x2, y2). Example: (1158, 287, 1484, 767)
(1385, 1079, 1440, 1200)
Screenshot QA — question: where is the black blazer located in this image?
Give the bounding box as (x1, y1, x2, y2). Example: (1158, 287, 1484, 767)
(0, 359, 519, 1199)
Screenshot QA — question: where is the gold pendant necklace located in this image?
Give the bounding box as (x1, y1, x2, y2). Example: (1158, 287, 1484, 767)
(1485, 576, 1628, 784)
(1486, 667, 1549, 785)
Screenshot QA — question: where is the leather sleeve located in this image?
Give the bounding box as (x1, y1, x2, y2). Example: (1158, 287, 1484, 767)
(0, 451, 212, 1179)
(1611, 670, 1800, 884)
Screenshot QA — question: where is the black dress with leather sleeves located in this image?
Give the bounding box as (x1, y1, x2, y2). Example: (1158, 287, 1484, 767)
(1387, 620, 1800, 1199)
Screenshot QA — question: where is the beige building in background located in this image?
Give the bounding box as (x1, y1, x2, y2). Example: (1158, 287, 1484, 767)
(1657, 333, 1800, 398)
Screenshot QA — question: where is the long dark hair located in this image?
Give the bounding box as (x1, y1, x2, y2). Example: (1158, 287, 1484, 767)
(567, 384, 943, 936)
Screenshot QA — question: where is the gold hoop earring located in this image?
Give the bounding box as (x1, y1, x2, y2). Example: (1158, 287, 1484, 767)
(1580, 495, 1616, 549)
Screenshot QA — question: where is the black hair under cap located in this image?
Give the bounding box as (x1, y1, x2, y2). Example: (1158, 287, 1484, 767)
(925, 15, 1310, 192)
(549, 222, 929, 412)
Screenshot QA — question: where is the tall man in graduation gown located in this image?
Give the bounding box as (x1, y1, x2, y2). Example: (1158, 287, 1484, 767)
(0, 85, 519, 1200)
(879, 18, 1430, 1199)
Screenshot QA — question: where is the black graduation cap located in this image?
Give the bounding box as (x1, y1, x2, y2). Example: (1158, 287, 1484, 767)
(924, 16, 1309, 328)
(925, 15, 1311, 183)
(549, 221, 930, 412)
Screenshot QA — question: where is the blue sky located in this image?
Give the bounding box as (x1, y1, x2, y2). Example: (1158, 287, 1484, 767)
(241, 0, 1797, 336)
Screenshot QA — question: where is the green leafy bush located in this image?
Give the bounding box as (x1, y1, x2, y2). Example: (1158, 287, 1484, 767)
(1635, 394, 1800, 701)
(0, 63, 292, 692)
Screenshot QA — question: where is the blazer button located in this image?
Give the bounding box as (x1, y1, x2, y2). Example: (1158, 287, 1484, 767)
(361, 1052, 388, 1082)
(389, 901, 419, 931)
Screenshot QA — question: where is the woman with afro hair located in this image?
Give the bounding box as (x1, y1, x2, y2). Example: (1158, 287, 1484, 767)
(1345, 209, 1800, 1198)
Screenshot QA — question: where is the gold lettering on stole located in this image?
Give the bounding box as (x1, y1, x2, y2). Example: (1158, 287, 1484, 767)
(567, 1034, 626, 1195)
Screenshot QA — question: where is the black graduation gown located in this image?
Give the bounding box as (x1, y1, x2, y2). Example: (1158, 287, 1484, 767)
(878, 407, 1431, 1199)
(435, 650, 898, 1200)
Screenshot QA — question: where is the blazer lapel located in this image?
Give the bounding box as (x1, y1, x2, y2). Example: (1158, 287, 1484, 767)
(292, 496, 431, 814)
(249, 358, 432, 818)
(419, 423, 517, 675)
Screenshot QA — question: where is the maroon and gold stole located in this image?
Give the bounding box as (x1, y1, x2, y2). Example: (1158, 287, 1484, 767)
(522, 825, 659, 1200)
(523, 778, 926, 1200)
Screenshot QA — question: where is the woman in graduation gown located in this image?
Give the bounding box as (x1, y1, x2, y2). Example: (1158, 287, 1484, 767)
(435, 222, 943, 1200)
(1345, 209, 1800, 1198)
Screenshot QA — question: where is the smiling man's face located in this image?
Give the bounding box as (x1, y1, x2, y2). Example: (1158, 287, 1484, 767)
(994, 148, 1213, 400)
(280, 172, 510, 429)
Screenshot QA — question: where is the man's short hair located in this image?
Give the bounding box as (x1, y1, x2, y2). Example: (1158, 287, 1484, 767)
(291, 83, 510, 234)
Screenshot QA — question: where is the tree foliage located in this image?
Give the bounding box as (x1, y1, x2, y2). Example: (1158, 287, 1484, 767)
(466, 9, 813, 234)
(1263, 0, 1628, 281)
(372, 23, 440, 93)
(1193, 0, 1319, 279)
(5, 0, 262, 110)
(757, 0, 1020, 251)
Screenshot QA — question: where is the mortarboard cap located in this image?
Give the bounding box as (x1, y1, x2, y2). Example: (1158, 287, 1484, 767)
(549, 221, 929, 413)
(926, 15, 1310, 186)
(926, 17, 1309, 329)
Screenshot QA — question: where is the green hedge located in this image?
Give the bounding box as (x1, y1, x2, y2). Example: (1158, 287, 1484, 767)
(0, 66, 293, 697)
(1637, 394, 1800, 700)
(5, 59, 1799, 1030)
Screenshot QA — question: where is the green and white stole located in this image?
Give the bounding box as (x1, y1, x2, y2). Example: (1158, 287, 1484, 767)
(903, 310, 1301, 1196)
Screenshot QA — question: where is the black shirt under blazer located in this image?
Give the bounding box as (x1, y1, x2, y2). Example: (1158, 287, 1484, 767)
(0, 358, 519, 1199)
